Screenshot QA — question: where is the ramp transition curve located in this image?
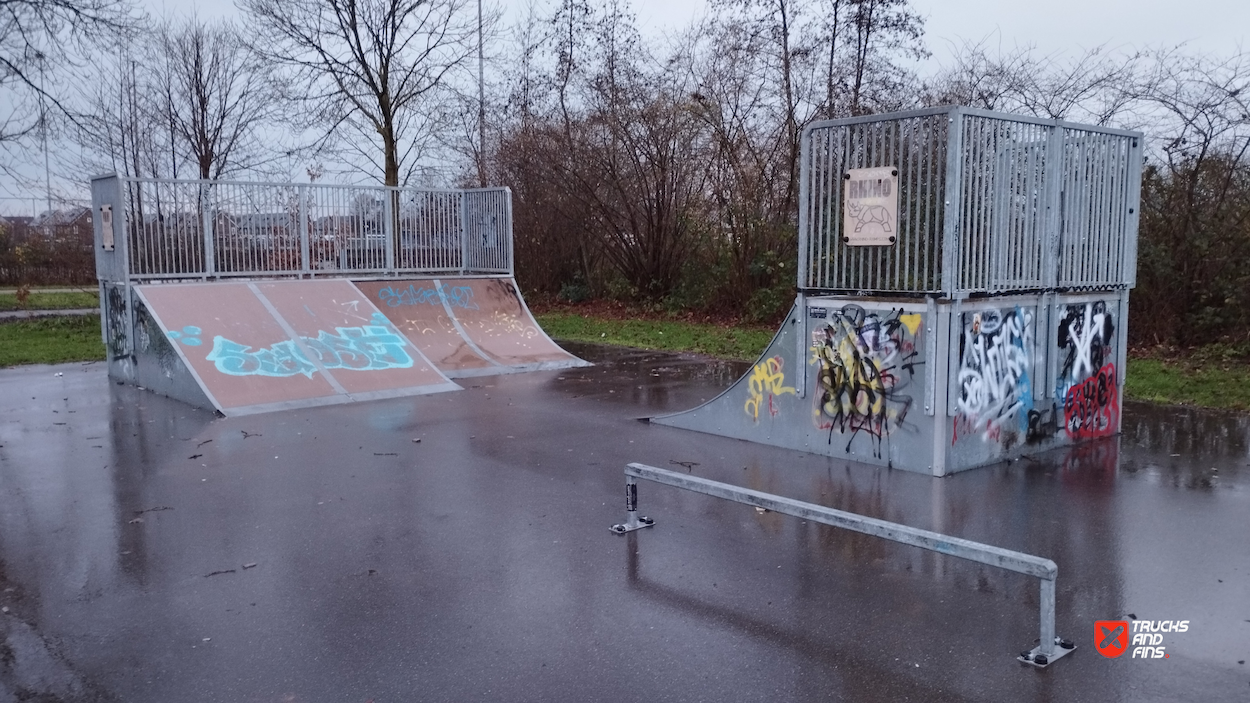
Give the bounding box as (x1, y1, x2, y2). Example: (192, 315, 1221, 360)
(127, 277, 587, 416)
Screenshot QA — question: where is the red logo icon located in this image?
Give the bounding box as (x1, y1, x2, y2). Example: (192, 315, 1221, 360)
(1095, 620, 1129, 658)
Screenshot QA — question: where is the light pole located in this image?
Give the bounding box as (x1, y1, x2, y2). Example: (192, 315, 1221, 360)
(477, 0, 486, 187)
(36, 51, 52, 215)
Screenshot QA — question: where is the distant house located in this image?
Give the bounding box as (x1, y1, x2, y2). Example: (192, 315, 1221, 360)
(227, 212, 295, 243)
(30, 207, 92, 245)
(0, 215, 36, 244)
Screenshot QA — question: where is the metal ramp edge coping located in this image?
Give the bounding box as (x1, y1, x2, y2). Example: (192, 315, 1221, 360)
(611, 462, 1076, 669)
(132, 283, 461, 417)
(649, 299, 798, 426)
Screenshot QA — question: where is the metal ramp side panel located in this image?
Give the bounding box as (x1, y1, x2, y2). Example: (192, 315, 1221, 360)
(134, 283, 341, 414)
(651, 301, 936, 473)
(447, 277, 591, 369)
(352, 279, 497, 375)
(254, 280, 459, 397)
(127, 295, 217, 413)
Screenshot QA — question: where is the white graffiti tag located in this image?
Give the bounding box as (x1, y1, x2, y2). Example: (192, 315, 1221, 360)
(1057, 302, 1114, 391)
(955, 308, 1034, 442)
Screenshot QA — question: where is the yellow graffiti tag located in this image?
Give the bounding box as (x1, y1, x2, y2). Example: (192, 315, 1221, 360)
(744, 356, 797, 422)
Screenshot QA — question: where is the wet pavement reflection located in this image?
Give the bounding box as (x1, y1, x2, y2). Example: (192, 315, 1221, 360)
(0, 347, 1247, 702)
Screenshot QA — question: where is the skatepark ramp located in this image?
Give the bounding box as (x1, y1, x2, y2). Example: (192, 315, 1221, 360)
(653, 107, 1142, 475)
(89, 175, 587, 415)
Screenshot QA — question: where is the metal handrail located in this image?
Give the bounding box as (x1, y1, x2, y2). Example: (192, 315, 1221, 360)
(611, 462, 1076, 668)
(90, 174, 514, 283)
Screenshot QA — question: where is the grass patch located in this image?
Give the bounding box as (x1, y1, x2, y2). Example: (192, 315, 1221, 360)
(0, 315, 106, 367)
(1124, 357, 1250, 411)
(536, 308, 1250, 412)
(0, 291, 99, 311)
(535, 312, 774, 362)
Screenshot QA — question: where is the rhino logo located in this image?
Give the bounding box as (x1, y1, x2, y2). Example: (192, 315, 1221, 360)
(847, 201, 892, 233)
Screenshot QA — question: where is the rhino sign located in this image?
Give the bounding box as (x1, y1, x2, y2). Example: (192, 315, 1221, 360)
(842, 166, 899, 246)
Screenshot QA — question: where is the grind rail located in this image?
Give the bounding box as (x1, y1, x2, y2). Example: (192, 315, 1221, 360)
(610, 462, 1076, 668)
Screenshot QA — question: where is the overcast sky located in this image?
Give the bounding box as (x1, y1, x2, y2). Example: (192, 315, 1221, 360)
(144, 0, 1249, 60)
(3, 0, 1247, 210)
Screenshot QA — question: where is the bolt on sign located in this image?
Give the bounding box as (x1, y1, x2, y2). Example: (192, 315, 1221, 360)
(842, 166, 899, 246)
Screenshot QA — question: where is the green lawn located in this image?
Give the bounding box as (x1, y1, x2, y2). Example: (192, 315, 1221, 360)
(0, 290, 99, 311)
(534, 312, 775, 362)
(1124, 358, 1250, 411)
(0, 315, 105, 367)
(2, 308, 1248, 412)
(538, 311, 1250, 412)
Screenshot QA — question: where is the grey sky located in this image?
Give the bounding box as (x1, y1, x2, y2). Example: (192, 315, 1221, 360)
(2, 0, 1246, 209)
(146, 0, 1249, 59)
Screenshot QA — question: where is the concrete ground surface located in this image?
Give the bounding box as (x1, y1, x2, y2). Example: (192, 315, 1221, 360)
(0, 342, 1247, 702)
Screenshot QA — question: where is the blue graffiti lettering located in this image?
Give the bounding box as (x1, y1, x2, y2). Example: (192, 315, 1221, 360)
(205, 312, 415, 377)
(376, 284, 478, 310)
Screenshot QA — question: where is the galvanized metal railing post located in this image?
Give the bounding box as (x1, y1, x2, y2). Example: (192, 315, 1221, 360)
(459, 190, 469, 275)
(384, 187, 396, 272)
(200, 182, 215, 278)
(299, 185, 310, 276)
(613, 462, 1075, 668)
(797, 123, 812, 291)
(610, 474, 654, 534)
(1042, 125, 1066, 289)
(505, 186, 515, 276)
(940, 107, 965, 297)
(1040, 576, 1057, 659)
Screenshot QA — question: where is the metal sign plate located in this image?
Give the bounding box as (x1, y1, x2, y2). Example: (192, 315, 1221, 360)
(842, 166, 898, 246)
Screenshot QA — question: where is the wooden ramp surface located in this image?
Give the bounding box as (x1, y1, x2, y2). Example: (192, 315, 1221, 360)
(135, 280, 459, 416)
(355, 277, 589, 378)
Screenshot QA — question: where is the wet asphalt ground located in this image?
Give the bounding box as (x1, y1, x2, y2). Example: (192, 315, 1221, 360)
(0, 342, 1247, 702)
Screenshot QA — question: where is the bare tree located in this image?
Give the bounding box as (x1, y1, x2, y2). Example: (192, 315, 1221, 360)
(240, 0, 479, 187)
(925, 38, 1141, 125)
(154, 17, 280, 180)
(1132, 48, 1250, 345)
(843, 0, 926, 115)
(0, 0, 135, 141)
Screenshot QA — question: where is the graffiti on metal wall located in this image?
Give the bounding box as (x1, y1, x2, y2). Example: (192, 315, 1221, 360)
(1026, 403, 1060, 444)
(376, 283, 478, 310)
(953, 308, 1034, 446)
(1057, 302, 1119, 439)
(1057, 302, 1115, 391)
(105, 285, 128, 357)
(810, 305, 922, 457)
(1063, 363, 1119, 439)
(744, 356, 797, 422)
(202, 312, 415, 377)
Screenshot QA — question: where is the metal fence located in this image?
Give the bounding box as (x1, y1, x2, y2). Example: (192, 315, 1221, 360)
(97, 176, 513, 282)
(798, 107, 1142, 297)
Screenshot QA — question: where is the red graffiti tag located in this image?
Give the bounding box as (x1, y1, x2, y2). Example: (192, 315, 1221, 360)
(1063, 363, 1119, 439)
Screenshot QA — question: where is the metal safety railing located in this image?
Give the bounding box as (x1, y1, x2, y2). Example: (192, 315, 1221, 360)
(92, 175, 513, 282)
(611, 462, 1076, 668)
(798, 106, 1142, 297)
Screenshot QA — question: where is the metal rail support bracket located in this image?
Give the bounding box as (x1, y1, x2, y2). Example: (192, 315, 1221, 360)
(613, 462, 1073, 668)
(609, 477, 655, 534)
(1018, 638, 1077, 668)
